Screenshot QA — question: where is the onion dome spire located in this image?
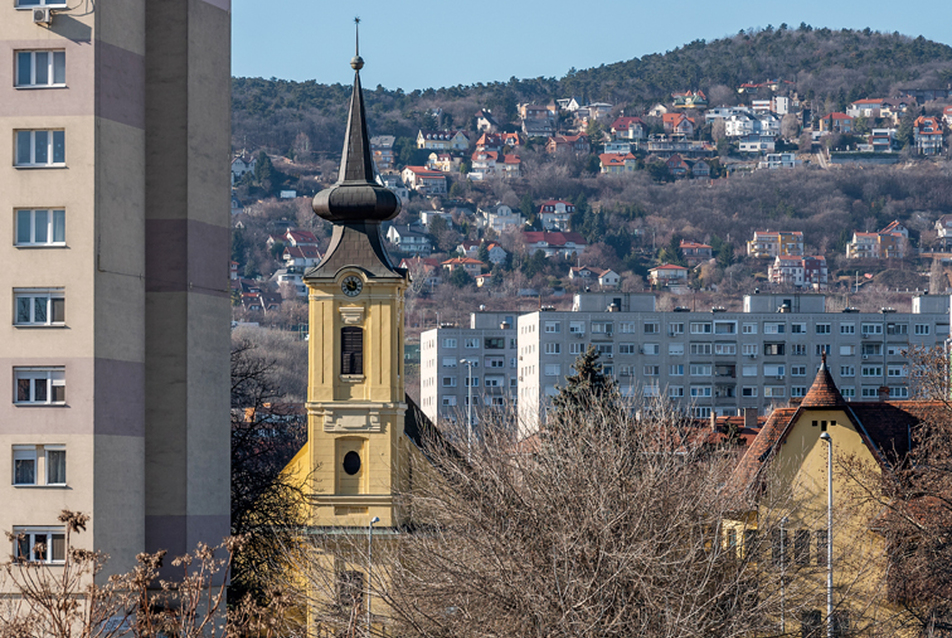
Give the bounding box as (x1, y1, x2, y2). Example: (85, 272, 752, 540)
(312, 18, 400, 224)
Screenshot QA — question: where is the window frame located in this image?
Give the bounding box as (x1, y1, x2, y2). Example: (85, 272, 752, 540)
(15, 49, 66, 88)
(12, 527, 66, 564)
(14, 367, 66, 405)
(15, 129, 66, 167)
(15, 0, 70, 6)
(14, 288, 65, 326)
(15, 209, 66, 246)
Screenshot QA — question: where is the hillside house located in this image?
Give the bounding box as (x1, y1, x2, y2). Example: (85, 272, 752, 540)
(416, 130, 469, 152)
(386, 224, 433, 255)
(569, 266, 620, 287)
(556, 97, 582, 112)
(648, 264, 688, 287)
(441, 256, 486, 278)
(768, 255, 827, 289)
(869, 129, 898, 153)
(478, 204, 525, 233)
(665, 154, 690, 177)
(500, 132, 523, 147)
(231, 153, 256, 185)
(474, 109, 499, 133)
(282, 245, 321, 269)
(662, 113, 695, 138)
(738, 135, 776, 153)
(610, 116, 647, 140)
(758, 153, 801, 169)
(944, 106, 952, 128)
(914, 116, 944, 155)
(520, 104, 556, 138)
(475, 132, 503, 152)
(427, 152, 457, 173)
(819, 113, 854, 134)
(370, 135, 395, 171)
(846, 226, 906, 260)
(546, 134, 590, 155)
(599, 152, 637, 174)
(267, 228, 319, 250)
(538, 200, 575, 231)
(522, 231, 587, 259)
(935, 214, 952, 250)
(691, 159, 712, 178)
(402, 166, 448, 195)
(746, 231, 804, 258)
(671, 90, 707, 109)
(680, 240, 713, 266)
(399, 256, 442, 288)
(457, 241, 507, 265)
(469, 150, 499, 181)
(500, 154, 521, 178)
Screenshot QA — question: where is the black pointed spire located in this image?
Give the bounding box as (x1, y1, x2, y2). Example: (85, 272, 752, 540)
(312, 21, 400, 224)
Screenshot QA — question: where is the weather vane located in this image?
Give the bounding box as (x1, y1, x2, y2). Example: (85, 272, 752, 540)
(354, 17, 360, 57)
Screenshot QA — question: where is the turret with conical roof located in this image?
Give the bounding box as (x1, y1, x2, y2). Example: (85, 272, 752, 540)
(800, 353, 848, 408)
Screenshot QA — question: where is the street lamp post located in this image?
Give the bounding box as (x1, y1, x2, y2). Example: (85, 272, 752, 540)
(460, 358, 474, 457)
(780, 515, 788, 635)
(367, 516, 379, 638)
(820, 432, 833, 638)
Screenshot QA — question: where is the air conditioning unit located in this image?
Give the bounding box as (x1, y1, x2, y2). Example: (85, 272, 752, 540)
(33, 7, 52, 24)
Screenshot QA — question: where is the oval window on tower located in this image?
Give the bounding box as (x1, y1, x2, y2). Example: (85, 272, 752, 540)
(342, 451, 361, 476)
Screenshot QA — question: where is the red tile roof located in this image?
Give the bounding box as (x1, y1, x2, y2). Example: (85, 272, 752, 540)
(522, 231, 587, 246)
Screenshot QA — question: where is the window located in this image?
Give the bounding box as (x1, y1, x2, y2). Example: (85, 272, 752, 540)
(690, 364, 712, 377)
(887, 323, 908, 335)
(642, 384, 660, 397)
(484, 375, 504, 387)
(915, 324, 931, 336)
(714, 321, 736, 334)
(668, 322, 684, 335)
(791, 323, 807, 334)
(840, 366, 855, 377)
(742, 323, 757, 335)
(15, 130, 65, 167)
(618, 322, 635, 333)
(815, 344, 830, 356)
(763, 343, 785, 356)
(464, 375, 479, 387)
(569, 321, 585, 334)
(690, 322, 712, 334)
(12, 527, 66, 564)
(544, 364, 561, 377)
(887, 365, 906, 378)
(341, 327, 363, 375)
(337, 570, 364, 611)
(544, 321, 560, 333)
(742, 344, 758, 357)
(668, 343, 684, 356)
(641, 343, 657, 355)
(791, 344, 806, 356)
(595, 344, 613, 357)
(619, 343, 637, 355)
(544, 342, 561, 355)
(643, 365, 659, 376)
(569, 343, 583, 355)
(15, 209, 66, 246)
(14, 367, 65, 404)
(442, 357, 457, 368)
(840, 323, 855, 334)
(689, 343, 712, 356)
(13, 445, 65, 486)
(764, 364, 785, 378)
(619, 365, 634, 377)
(441, 377, 456, 388)
(815, 530, 828, 566)
(643, 322, 659, 334)
(840, 387, 855, 398)
(741, 386, 758, 397)
(464, 338, 479, 348)
(668, 386, 684, 398)
(791, 386, 807, 398)
(861, 323, 882, 336)
(442, 338, 457, 348)
(591, 322, 613, 334)
(669, 364, 684, 376)
(487, 357, 504, 368)
(887, 344, 905, 356)
(742, 365, 757, 377)
(840, 345, 855, 356)
(763, 322, 785, 334)
(15, 50, 65, 88)
(791, 365, 806, 377)
(690, 385, 712, 398)
(890, 386, 909, 398)
(862, 366, 883, 378)
(441, 396, 457, 406)
(714, 342, 736, 355)
(862, 344, 882, 356)
(484, 337, 504, 349)
(763, 386, 785, 398)
(691, 407, 712, 418)
(14, 289, 65, 326)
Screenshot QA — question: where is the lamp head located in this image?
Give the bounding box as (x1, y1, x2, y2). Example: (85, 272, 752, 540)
(370, 516, 380, 525)
(820, 432, 831, 442)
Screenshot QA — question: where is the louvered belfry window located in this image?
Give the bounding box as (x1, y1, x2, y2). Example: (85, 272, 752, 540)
(341, 327, 363, 375)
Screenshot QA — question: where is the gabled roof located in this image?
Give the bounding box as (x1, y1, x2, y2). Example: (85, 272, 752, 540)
(284, 245, 321, 260)
(650, 264, 688, 272)
(522, 231, 587, 247)
(441, 256, 485, 267)
(680, 240, 712, 250)
(502, 154, 521, 165)
(285, 229, 319, 244)
(403, 166, 447, 178)
(611, 116, 646, 131)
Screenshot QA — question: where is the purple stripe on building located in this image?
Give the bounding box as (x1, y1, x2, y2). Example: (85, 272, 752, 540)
(95, 358, 146, 436)
(145, 219, 229, 296)
(96, 40, 146, 130)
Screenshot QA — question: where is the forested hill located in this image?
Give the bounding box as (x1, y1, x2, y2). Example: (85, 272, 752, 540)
(232, 25, 952, 155)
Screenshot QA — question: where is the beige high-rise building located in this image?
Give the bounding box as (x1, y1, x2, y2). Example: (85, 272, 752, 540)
(0, 0, 231, 577)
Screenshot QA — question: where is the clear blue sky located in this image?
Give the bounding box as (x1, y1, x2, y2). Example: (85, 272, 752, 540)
(232, 0, 951, 91)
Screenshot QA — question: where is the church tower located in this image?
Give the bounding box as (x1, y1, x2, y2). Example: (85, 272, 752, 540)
(286, 39, 410, 530)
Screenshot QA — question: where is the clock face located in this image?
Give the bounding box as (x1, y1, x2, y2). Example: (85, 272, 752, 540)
(341, 275, 363, 297)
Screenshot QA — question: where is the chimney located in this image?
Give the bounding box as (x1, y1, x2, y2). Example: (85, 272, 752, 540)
(710, 411, 718, 432)
(879, 386, 890, 402)
(744, 407, 758, 430)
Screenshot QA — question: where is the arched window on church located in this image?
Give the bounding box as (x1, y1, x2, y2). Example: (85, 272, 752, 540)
(341, 326, 363, 375)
